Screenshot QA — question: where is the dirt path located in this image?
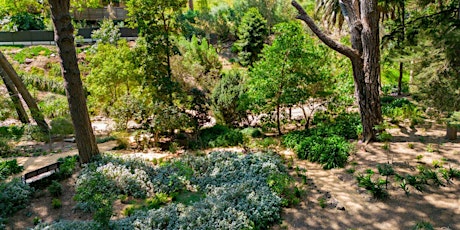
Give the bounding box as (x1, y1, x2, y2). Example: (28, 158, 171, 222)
(275, 124, 460, 230)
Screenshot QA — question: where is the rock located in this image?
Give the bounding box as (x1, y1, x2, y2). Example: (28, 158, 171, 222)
(25, 58, 34, 64)
(324, 191, 331, 199)
(337, 204, 346, 211)
(328, 198, 338, 209)
(64, 137, 76, 143)
(50, 53, 56, 57)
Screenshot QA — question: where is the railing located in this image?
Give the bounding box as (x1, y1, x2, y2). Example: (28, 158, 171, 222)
(0, 28, 138, 45)
(72, 7, 128, 21)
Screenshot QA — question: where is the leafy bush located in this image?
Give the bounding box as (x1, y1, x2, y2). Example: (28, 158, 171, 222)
(0, 159, 24, 181)
(1, 12, 44, 31)
(0, 179, 34, 218)
(50, 117, 74, 136)
(193, 124, 244, 149)
(51, 198, 62, 209)
(38, 95, 69, 119)
(48, 180, 62, 197)
(284, 131, 351, 169)
(0, 125, 25, 141)
(312, 112, 362, 140)
(241, 127, 263, 138)
(56, 155, 78, 180)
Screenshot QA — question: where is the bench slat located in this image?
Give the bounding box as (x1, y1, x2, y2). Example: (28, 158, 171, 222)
(22, 162, 61, 183)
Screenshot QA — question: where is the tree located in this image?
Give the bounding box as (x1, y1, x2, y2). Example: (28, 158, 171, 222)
(49, 0, 99, 163)
(234, 7, 268, 67)
(126, 0, 186, 103)
(212, 70, 248, 127)
(0, 68, 29, 124)
(0, 51, 49, 133)
(247, 21, 328, 135)
(292, 0, 383, 142)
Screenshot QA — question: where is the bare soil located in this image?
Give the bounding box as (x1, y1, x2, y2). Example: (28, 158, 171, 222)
(4, 121, 460, 230)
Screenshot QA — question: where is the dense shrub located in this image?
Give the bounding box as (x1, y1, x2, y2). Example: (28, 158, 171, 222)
(50, 117, 74, 136)
(193, 124, 244, 149)
(295, 135, 350, 169)
(312, 112, 362, 140)
(0, 159, 24, 181)
(283, 112, 357, 169)
(0, 179, 34, 218)
(41, 151, 291, 229)
(48, 181, 62, 197)
(0, 126, 25, 141)
(56, 155, 78, 180)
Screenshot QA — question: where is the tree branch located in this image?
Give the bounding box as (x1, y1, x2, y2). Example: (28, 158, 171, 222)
(291, 0, 360, 60)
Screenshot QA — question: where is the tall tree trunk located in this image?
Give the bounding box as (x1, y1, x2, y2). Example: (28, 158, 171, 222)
(276, 103, 282, 135)
(0, 68, 29, 124)
(292, 0, 382, 142)
(0, 51, 49, 133)
(189, 0, 194, 11)
(397, 2, 405, 95)
(398, 62, 404, 95)
(49, 0, 99, 163)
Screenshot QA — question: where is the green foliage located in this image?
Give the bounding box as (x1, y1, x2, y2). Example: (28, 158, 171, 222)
(1, 12, 44, 31)
(194, 125, 243, 149)
(381, 98, 422, 124)
(87, 40, 138, 117)
(50, 117, 74, 136)
(211, 69, 247, 126)
(240, 127, 263, 138)
(48, 180, 62, 197)
(356, 170, 389, 200)
(0, 179, 34, 218)
(38, 95, 69, 119)
(176, 36, 222, 90)
(377, 163, 395, 176)
(234, 7, 268, 66)
(0, 159, 24, 181)
(63, 151, 291, 229)
(284, 127, 351, 169)
(91, 19, 121, 48)
(56, 155, 78, 180)
(13, 46, 51, 63)
(51, 198, 62, 209)
(311, 112, 362, 140)
(0, 94, 13, 121)
(318, 197, 326, 208)
(20, 74, 65, 95)
(23, 125, 49, 142)
(412, 221, 434, 230)
(0, 125, 25, 141)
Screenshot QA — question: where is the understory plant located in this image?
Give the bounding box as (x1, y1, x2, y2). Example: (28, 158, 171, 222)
(51, 151, 292, 229)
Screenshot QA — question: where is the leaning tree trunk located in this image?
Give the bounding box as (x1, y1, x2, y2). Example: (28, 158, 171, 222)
(49, 0, 99, 163)
(0, 51, 49, 132)
(292, 0, 382, 142)
(0, 68, 29, 124)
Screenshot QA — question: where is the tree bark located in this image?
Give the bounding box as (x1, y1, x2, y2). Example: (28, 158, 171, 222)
(0, 68, 30, 124)
(292, 0, 382, 142)
(49, 0, 99, 163)
(0, 51, 49, 132)
(189, 0, 194, 11)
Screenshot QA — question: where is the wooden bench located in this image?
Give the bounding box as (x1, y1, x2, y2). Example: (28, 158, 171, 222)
(22, 162, 61, 184)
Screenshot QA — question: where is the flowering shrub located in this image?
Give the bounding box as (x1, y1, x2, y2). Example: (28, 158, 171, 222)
(38, 151, 292, 229)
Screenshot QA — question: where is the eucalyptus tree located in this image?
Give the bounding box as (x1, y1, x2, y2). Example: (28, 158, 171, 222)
(292, 0, 382, 142)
